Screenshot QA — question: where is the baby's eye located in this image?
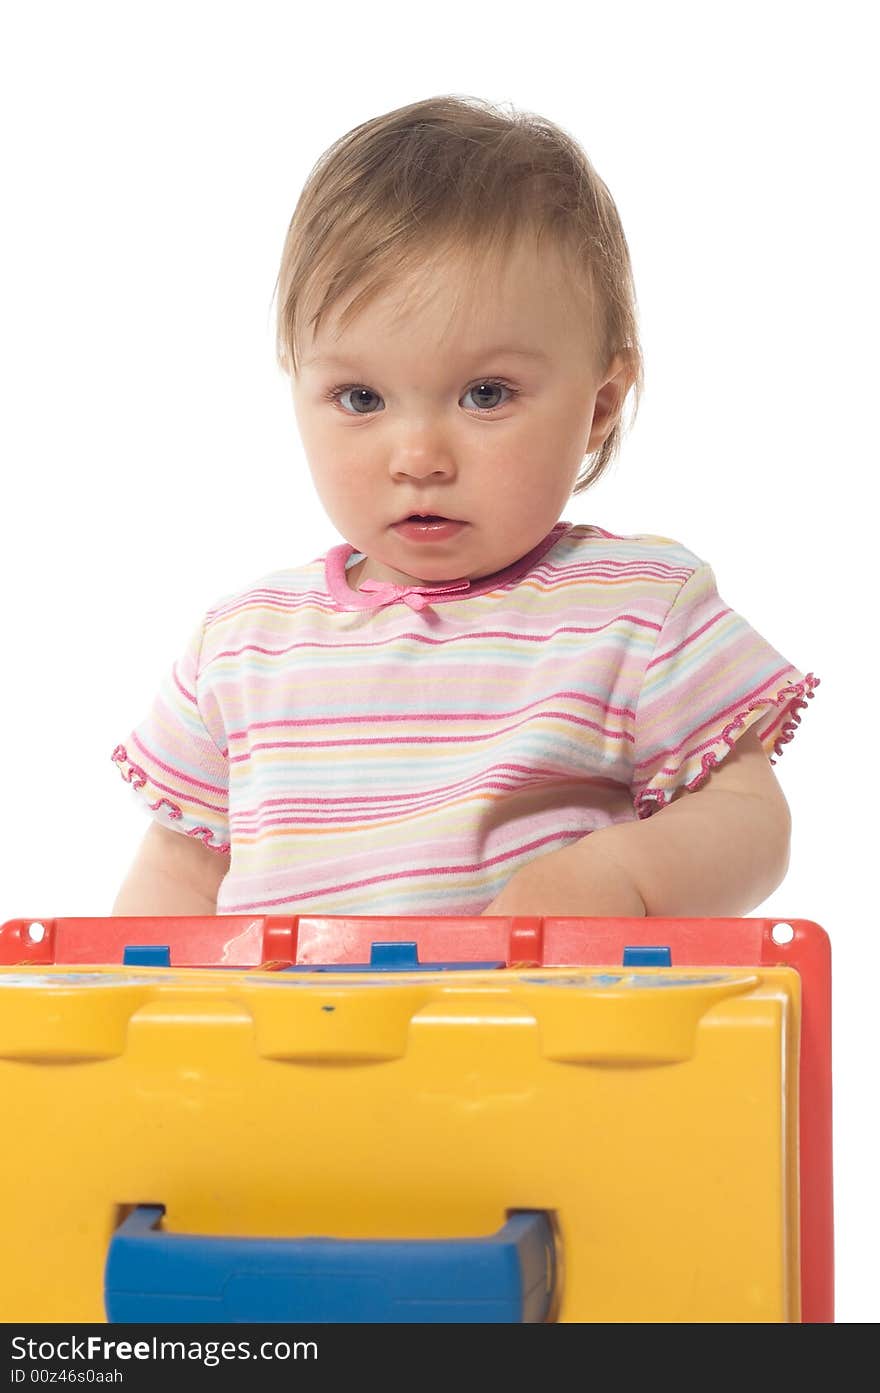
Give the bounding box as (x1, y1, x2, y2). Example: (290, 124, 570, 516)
(327, 385, 381, 415)
(464, 381, 518, 412)
(323, 380, 520, 415)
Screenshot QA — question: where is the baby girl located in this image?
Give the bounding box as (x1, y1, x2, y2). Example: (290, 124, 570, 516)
(112, 95, 817, 919)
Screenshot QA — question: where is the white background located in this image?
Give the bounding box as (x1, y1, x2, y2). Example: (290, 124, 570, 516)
(1, 1, 875, 1321)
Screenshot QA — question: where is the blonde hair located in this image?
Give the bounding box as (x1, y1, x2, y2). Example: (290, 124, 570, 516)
(273, 95, 643, 493)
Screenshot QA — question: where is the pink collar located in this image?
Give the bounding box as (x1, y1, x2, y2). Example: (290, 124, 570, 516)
(324, 522, 573, 612)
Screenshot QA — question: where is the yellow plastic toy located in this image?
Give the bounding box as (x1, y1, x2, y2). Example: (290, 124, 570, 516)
(0, 958, 805, 1322)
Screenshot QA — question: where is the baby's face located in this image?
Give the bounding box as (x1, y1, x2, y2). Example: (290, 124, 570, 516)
(292, 233, 627, 589)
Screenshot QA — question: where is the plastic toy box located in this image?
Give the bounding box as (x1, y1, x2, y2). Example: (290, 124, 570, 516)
(0, 914, 833, 1323)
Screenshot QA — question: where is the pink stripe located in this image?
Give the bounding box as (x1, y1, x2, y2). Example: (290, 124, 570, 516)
(230, 710, 635, 762)
(229, 763, 624, 811)
(757, 703, 797, 744)
(206, 587, 327, 620)
(531, 561, 693, 581)
(633, 670, 808, 775)
(226, 689, 637, 740)
(223, 825, 593, 911)
(230, 772, 625, 831)
(172, 665, 196, 705)
(646, 607, 729, 669)
(129, 732, 227, 796)
(116, 754, 227, 817)
(206, 617, 662, 668)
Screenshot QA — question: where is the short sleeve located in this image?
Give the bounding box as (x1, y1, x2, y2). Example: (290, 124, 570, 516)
(632, 562, 819, 819)
(111, 618, 230, 852)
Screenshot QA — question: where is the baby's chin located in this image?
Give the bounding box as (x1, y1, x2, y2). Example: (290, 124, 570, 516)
(350, 518, 555, 590)
(349, 528, 475, 589)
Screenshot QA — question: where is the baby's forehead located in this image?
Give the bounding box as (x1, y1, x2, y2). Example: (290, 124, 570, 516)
(304, 239, 594, 358)
(394, 234, 580, 305)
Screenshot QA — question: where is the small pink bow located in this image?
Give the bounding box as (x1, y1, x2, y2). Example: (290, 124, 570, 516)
(358, 577, 471, 611)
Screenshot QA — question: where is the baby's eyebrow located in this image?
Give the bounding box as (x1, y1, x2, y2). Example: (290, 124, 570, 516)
(303, 345, 549, 369)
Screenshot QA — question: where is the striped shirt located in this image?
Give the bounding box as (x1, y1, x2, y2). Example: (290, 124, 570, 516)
(112, 520, 818, 915)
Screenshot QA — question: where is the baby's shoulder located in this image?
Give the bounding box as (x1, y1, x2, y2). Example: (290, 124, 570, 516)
(195, 556, 327, 654)
(561, 522, 708, 578)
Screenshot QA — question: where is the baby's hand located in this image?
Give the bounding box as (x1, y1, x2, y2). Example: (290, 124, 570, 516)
(481, 839, 647, 918)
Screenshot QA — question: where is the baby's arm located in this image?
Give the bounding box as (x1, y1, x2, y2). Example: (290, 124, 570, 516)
(483, 726, 791, 917)
(112, 823, 230, 915)
(576, 725, 792, 916)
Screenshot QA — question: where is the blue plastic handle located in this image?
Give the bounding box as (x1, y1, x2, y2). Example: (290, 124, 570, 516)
(105, 1206, 556, 1323)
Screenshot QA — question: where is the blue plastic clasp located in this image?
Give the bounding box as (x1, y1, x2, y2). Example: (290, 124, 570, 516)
(622, 945, 672, 967)
(122, 945, 171, 967)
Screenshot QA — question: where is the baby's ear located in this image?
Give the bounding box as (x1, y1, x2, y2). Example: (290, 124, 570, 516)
(586, 356, 630, 451)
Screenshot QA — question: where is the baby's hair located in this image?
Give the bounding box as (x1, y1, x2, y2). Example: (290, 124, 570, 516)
(273, 94, 643, 493)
